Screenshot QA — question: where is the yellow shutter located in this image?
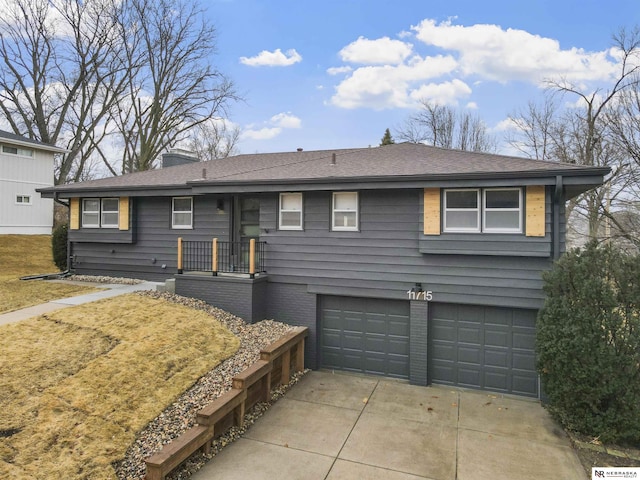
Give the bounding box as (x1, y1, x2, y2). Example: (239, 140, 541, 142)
(119, 197, 129, 230)
(423, 188, 441, 235)
(70, 198, 80, 230)
(526, 186, 545, 237)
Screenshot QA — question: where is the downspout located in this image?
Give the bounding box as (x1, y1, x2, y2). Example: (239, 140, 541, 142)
(21, 193, 71, 280)
(553, 175, 563, 261)
(54, 192, 72, 276)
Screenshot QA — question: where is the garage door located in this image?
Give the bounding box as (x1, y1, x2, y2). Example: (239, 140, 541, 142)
(320, 296, 410, 379)
(430, 303, 538, 397)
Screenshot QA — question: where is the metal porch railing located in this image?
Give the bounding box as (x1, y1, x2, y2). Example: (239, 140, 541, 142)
(177, 238, 266, 277)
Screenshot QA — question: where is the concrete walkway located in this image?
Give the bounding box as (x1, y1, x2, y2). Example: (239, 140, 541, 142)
(0, 280, 161, 326)
(192, 371, 587, 480)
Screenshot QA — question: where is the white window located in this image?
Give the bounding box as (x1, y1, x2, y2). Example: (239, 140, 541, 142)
(100, 198, 119, 228)
(443, 188, 523, 234)
(15, 195, 31, 205)
(2, 145, 33, 157)
(82, 199, 100, 228)
(279, 193, 303, 230)
(483, 188, 522, 233)
(443, 189, 480, 232)
(81, 198, 120, 228)
(332, 192, 358, 231)
(172, 197, 193, 229)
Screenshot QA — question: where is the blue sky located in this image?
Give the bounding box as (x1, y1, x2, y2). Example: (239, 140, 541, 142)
(207, 0, 639, 155)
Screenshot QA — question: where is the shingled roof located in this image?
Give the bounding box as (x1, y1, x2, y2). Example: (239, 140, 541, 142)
(39, 142, 610, 195)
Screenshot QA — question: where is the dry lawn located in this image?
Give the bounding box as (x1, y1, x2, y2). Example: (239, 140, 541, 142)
(0, 235, 100, 313)
(0, 294, 240, 479)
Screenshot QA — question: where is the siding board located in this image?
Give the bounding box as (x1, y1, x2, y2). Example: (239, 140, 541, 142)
(261, 189, 554, 310)
(73, 188, 560, 309)
(418, 187, 552, 257)
(70, 195, 230, 280)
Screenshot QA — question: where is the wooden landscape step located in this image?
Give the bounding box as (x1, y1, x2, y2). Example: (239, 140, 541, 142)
(145, 424, 212, 480)
(144, 326, 309, 480)
(232, 359, 272, 404)
(197, 387, 247, 428)
(260, 327, 307, 385)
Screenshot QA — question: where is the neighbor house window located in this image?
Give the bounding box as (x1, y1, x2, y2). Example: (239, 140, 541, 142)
(443, 188, 523, 233)
(279, 193, 303, 230)
(332, 192, 358, 231)
(100, 198, 119, 228)
(483, 188, 522, 233)
(15, 195, 31, 205)
(2, 145, 33, 157)
(82, 199, 100, 228)
(81, 198, 119, 228)
(172, 197, 193, 229)
(443, 189, 480, 232)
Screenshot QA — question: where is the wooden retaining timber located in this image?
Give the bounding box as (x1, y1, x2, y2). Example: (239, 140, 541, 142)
(196, 388, 247, 429)
(145, 426, 212, 480)
(145, 326, 308, 480)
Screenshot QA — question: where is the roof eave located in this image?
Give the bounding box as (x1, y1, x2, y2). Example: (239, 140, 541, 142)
(38, 165, 610, 197)
(1, 137, 68, 153)
(37, 183, 190, 198)
(188, 166, 612, 187)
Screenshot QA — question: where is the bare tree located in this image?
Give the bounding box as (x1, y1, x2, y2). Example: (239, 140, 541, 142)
(186, 118, 241, 162)
(396, 100, 496, 152)
(507, 98, 558, 161)
(0, 0, 130, 184)
(0, 0, 238, 182)
(103, 0, 238, 174)
(507, 28, 640, 247)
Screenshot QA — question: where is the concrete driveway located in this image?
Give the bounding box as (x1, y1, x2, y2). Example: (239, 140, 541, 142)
(192, 371, 586, 480)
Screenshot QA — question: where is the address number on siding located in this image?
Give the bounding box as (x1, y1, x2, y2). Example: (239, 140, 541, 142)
(407, 290, 433, 301)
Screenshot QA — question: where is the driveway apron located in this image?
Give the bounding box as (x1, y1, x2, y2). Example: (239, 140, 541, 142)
(191, 370, 585, 480)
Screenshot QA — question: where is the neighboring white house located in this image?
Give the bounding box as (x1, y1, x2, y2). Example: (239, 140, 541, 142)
(0, 130, 66, 234)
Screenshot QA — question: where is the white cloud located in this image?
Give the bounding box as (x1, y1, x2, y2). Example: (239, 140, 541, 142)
(270, 112, 301, 129)
(339, 36, 413, 65)
(242, 127, 282, 140)
(411, 19, 619, 84)
(241, 112, 301, 141)
(239, 48, 302, 67)
(328, 17, 625, 111)
(409, 79, 472, 105)
(327, 66, 352, 75)
(330, 55, 458, 109)
(492, 118, 518, 132)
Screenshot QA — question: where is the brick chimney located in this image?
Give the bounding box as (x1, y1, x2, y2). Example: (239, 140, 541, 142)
(161, 149, 199, 168)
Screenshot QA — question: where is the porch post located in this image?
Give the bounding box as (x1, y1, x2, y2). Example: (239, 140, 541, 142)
(177, 237, 183, 274)
(249, 238, 256, 278)
(212, 238, 218, 276)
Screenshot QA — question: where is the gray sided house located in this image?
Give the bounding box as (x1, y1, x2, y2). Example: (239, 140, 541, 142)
(39, 143, 609, 398)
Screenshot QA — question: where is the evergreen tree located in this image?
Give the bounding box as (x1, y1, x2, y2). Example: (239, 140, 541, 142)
(537, 241, 640, 443)
(380, 128, 395, 146)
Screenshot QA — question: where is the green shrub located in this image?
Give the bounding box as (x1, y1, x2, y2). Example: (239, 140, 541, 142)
(537, 241, 640, 444)
(51, 224, 68, 271)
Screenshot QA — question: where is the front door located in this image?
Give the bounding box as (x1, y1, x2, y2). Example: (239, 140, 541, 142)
(233, 196, 260, 243)
(230, 196, 260, 271)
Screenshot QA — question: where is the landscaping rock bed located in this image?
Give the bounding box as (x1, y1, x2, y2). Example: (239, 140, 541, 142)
(66, 275, 145, 285)
(113, 291, 302, 480)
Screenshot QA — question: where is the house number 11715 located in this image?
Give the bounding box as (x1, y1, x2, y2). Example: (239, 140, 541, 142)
(407, 290, 433, 301)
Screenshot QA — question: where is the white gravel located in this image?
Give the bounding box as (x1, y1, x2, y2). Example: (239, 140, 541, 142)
(66, 275, 145, 285)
